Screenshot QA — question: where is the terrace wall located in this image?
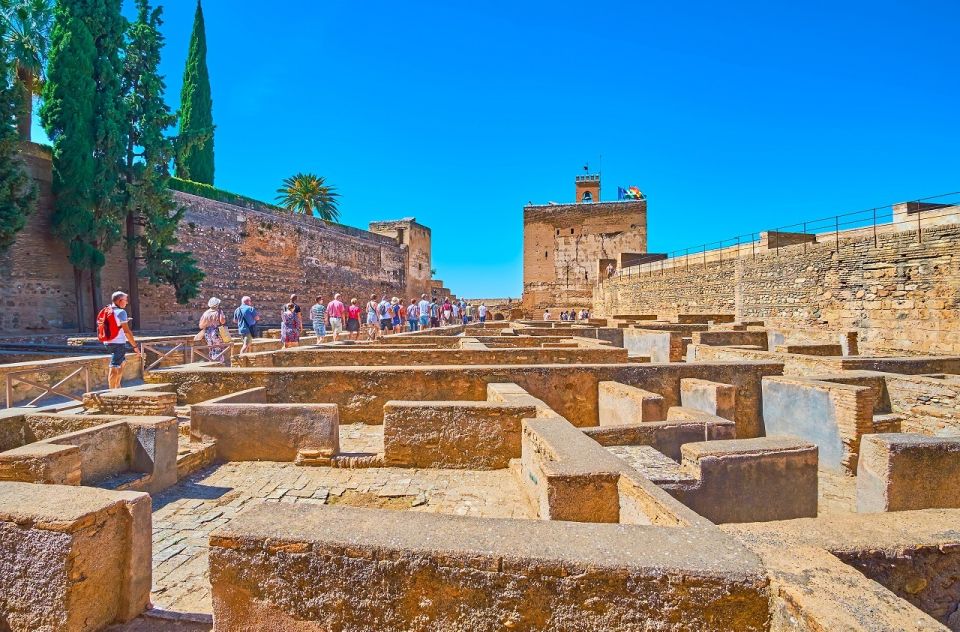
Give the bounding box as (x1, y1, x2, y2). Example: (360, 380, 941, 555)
(594, 221, 960, 355)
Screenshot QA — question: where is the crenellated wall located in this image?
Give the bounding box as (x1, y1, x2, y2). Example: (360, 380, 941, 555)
(0, 145, 437, 334)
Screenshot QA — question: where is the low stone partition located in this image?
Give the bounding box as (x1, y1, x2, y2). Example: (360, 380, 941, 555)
(665, 437, 819, 524)
(676, 313, 736, 324)
(598, 381, 665, 425)
(774, 343, 843, 356)
(857, 433, 960, 512)
(521, 417, 624, 522)
(209, 503, 770, 631)
(692, 330, 769, 350)
(621, 328, 684, 362)
(383, 400, 537, 469)
(763, 374, 892, 472)
(152, 360, 781, 436)
(584, 417, 736, 460)
(0, 482, 151, 629)
(235, 345, 630, 368)
(680, 378, 736, 421)
(190, 388, 339, 462)
(83, 382, 177, 416)
(0, 413, 178, 493)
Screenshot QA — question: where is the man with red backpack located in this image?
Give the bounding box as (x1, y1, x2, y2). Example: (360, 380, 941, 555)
(97, 291, 140, 389)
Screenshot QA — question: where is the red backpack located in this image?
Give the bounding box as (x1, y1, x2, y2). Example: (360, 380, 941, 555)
(97, 306, 119, 343)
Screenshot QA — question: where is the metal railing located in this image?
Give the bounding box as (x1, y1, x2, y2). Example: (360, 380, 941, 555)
(599, 191, 960, 282)
(5, 365, 90, 408)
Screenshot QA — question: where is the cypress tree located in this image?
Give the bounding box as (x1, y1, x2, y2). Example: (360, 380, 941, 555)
(121, 0, 202, 316)
(0, 12, 36, 254)
(71, 0, 128, 312)
(175, 0, 214, 184)
(39, 8, 96, 329)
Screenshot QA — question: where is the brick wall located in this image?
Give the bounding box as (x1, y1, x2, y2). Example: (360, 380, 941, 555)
(0, 146, 431, 334)
(595, 222, 960, 355)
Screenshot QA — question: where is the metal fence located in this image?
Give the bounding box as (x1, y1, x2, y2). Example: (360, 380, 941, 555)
(601, 191, 960, 282)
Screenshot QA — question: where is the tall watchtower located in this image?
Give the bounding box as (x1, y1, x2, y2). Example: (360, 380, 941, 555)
(575, 174, 601, 204)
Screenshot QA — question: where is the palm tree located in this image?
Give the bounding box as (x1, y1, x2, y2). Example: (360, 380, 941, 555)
(275, 172, 340, 221)
(1, 0, 53, 141)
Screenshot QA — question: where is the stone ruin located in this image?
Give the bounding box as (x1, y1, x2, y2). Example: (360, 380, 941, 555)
(0, 316, 958, 631)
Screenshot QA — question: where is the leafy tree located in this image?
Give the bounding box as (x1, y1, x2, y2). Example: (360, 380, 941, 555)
(175, 0, 213, 184)
(275, 173, 340, 221)
(121, 0, 203, 314)
(39, 8, 96, 328)
(0, 10, 36, 251)
(0, 0, 52, 141)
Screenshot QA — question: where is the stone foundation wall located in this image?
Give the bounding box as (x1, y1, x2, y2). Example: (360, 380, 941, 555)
(595, 222, 960, 355)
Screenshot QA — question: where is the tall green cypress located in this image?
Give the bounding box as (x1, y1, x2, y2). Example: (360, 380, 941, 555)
(70, 0, 128, 311)
(0, 13, 36, 254)
(39, 9, 96, 328)
(122, 0, 203, 317)
(175, 0, 214, 184)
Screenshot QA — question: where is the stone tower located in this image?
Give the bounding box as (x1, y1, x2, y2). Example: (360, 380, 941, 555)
(575, 174, 601, 204)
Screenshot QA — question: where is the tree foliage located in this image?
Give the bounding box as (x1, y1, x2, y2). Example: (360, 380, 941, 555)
(122, 0, 202, 304)
(0, 9, 35, 252)
(0, 0, 52, 141)
(39, 9, 96, 270)
(175, 0, 213, 184)
(275, 173, 340, 221)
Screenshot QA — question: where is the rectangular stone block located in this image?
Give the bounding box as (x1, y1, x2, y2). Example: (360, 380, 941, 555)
(190, 403, 340, 462)
(680, 378, 736, 421)
(383, 401, 536, 469)
(598, 381, 665, 425)
(0, 443, 81, 485)
(584, 417, 736, 460)
(0, 482, 151, 630)
(209, 503, 770, 631)
(857, 433, 960, 512)
(669, 436, 819, 524)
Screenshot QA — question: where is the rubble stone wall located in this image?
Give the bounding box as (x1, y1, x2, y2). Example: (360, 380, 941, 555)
(595, 222, 960, 355)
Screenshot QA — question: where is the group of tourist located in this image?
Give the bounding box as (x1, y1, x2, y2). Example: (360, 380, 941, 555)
(542, 308, 590, 321)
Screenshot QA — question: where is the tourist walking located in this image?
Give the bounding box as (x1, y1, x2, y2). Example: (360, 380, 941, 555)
(288, 294, 303, 329)
(327, 293, 346, 342)
(407, 298, 419, 331)
(430, 299, 440, 328)
(310, 295, 327, 341)
(347, 298, 362, 340)
(280, 303, 301, 348)
(365, 294, 379, 340)
(418, 294, 430, 330)
(543, 309, 551, 321)
(396, 298, 406, 333)
(97, 290, 140, 389)
(233, 296, 260, 355)
(478, 302, 488, 323)
(200, 297, 229, 364)
(378, 295, 392, 334)
(442, 298, 453, 325)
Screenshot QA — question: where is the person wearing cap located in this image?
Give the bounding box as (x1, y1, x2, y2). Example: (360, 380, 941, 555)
(199, 297, 228, 364)
(103, 291, 140, 389)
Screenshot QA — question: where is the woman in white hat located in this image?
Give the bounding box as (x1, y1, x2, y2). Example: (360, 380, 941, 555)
(198, 297, 228, 364)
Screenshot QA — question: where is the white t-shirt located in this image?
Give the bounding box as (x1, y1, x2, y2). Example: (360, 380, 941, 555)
(418, 299, 430, 316)
(109, 308, 128, 344)
(478, 305, 487, 317)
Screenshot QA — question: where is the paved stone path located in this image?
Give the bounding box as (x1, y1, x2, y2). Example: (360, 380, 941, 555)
(149, 431, 533, 614)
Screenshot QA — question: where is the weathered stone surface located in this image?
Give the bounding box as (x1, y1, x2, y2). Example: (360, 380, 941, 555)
(209, 503, 770, 631)
(857, 433, 960, 512)
(190, 402, 340, 462)
(0, 482, 151, 630)
(383, 401, 536, 469)
(680, 377, 737, 421)
(598, 380, 665, 425)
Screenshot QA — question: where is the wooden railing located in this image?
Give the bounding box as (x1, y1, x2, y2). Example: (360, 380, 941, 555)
(141, 341, 232, 373)
(5, 365, 90, 408)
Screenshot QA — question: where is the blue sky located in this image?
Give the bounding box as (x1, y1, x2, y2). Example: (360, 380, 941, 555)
(34, 1, 960, 297)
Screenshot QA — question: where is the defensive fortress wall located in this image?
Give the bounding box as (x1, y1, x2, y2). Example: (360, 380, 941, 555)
(0, 144, 435, 335)
(594, 214, 960, 355)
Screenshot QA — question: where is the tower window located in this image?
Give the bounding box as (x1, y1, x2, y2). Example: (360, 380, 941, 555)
(582, 191, 593, 203)
(556, 229, 560, 235)
(544, 251, 548, 258)
(570, 228, 574, 234)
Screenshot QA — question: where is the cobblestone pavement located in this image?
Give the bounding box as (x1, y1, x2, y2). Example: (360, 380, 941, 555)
(149, 442, 533, 613)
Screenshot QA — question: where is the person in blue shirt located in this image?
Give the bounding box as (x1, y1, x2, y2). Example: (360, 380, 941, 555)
(233, 296, 261, 354)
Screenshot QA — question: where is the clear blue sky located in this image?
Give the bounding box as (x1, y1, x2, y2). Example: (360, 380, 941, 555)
(34, 1, 960, 297)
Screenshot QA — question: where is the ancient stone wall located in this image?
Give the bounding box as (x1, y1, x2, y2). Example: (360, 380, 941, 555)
(523, 200, 646, 311)
(595, 221, 960, 354)
(0, 146, 432, 334)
